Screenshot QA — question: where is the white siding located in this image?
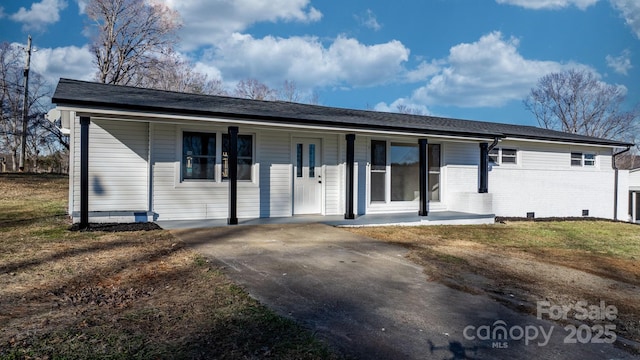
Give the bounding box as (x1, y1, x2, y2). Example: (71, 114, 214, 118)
(259, 130, 292, 217)
(67, 112, 623, 222)
(324, 134, 341, 215)
(152, 123, 259, 220)
(355, 136, 368, 215)
(72, 119, 148, 213)
(489, 140, 617, 219)
(443, 142, 478, 166)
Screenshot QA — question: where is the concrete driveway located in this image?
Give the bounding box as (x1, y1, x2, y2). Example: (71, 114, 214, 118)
(171, 223, 634, 359)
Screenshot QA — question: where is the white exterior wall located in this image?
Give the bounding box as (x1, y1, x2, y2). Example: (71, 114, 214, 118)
(150, 123, 345, 221)
(440, 142, 493, 213)
(629, 169, 640, 187)
(489, 141, 617, 219)
(152, 123, 259, 220)
(323, 134, 342, 215)
(65, 111, 625, 222)
(70, 117, 149, 221)
(258, 130, 293, 218)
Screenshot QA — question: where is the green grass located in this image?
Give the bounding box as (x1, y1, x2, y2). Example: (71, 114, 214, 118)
(362, 221, 640, 260)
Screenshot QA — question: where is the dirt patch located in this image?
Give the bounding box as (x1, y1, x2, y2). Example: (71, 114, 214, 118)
(347, 223, 640, 355)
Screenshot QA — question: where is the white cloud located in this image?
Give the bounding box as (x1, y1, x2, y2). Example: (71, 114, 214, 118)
(610, 0, 640, 39)
(160, 0, 322, 50)
(0, 7, 5, 18)
(356, 9, 381, 31)
(405, 60, 443, 82)
(497, 0, 640, 38)
(374, 98, 431, 115)
(10, 0, 68, 32)
(495, 0, 598, 10)
(606, 49, 632, 75)
(201, 33, 410, 89)
(31, 45, 95, 85)
(406, 32, 583, 108)
(77, 0, 88, 14)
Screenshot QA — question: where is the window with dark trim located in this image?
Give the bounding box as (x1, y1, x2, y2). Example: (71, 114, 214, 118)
(182, 132, 216, 180)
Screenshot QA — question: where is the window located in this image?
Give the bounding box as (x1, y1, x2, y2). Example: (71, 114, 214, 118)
(296, 143, 303, 178)
(182, 132, 216, 180)
(391, 143, 419, 201)
(571, 152, 595, 167)
(584, 154, 595, 166)
(501, 149, 517, 164)
(489, 148, 517, 165)
(370, 140, 386, 202)
(222, 134, 253, 181)
(488, 148, 499, 164)
(571, 152, 583, 166)
(428, 144, 441, 201)
(369, 140, 441, 203)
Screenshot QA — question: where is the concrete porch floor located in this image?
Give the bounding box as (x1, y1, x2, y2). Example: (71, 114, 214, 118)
(156, 211, 495, 230)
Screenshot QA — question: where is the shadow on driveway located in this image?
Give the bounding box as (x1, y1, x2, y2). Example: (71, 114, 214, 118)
(171, 223, 633, 359)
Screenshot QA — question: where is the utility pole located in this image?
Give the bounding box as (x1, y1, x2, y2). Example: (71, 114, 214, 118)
(18, 35, 32, 172)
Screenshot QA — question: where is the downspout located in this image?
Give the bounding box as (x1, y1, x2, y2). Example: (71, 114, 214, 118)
(479, 137, 501, 193)
(612, 145, 631, 221)
(487, 137, 500, 152)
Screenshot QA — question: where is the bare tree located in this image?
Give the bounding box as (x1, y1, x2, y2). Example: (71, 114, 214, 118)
(396, 104, 426, 116)
(86, 0, 181, 86)
(141, 50, 227, 95)
(0, 42, 23, 171)
(279, 80, 300, 102)
(234, 78, 276, 101)
(524, 69, 638, 142)
(0, 43, 58, 171)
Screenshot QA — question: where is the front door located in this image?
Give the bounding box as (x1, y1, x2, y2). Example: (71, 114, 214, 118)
(294, 138, 322, 214)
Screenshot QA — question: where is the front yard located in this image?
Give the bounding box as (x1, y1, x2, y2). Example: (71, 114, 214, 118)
(3, 173, 638, 357)
(0, 174, 338, 359)
(347, 221, 640, 352)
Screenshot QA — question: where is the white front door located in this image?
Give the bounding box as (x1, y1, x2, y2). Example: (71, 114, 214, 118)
(294, 138, 322, 214)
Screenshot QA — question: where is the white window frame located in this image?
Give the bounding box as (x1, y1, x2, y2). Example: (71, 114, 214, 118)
(571, 152, 583, 166)
(489, 147, 518, 165)
(571, 152, 596, 167)
(181, 130, 218, 182)
(583, 153, 596, 167)
(178, 129, 256, 184)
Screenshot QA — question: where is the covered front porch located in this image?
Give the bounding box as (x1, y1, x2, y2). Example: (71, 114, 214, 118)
(156, 210, 495, 230)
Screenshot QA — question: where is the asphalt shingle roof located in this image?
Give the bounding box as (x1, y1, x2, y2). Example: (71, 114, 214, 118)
(52, 78, 632, 147)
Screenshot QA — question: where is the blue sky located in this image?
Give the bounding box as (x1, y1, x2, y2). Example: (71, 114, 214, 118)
(1, 0, 639, 127)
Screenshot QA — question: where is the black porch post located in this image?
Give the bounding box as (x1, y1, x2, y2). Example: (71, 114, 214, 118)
(79, 116, 90, 229)
(419, 138, 429, 216)
(479, 142, 489, 193)
(345, 134, 355, 219)
(227, 126, 238, 225)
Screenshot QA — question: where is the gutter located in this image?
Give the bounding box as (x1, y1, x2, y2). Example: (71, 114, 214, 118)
(613, 145, 632, 220)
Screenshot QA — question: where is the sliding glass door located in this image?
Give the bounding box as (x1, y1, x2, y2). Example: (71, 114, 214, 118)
(370, 140, 440, 204)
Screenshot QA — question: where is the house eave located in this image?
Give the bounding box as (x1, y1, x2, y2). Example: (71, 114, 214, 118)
(54, 105, 504, 142)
